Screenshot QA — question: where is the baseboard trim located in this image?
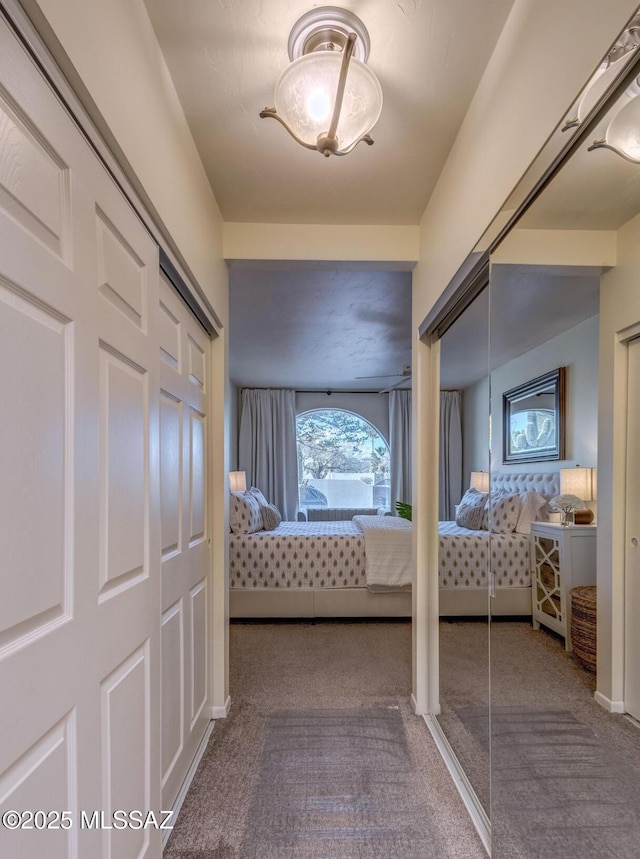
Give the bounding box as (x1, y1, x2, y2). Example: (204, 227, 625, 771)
(423, 713, 490, 856)
(594, 691, 625, 713)
(208, 696, 231, 719)
(410, 693, 419, 715)
(163, 720, 215, 847)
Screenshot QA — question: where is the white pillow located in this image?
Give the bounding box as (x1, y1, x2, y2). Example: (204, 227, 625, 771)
(229, 491, 263, 534)
(485, 491, 521, 533)
(515, 490, 548, 535)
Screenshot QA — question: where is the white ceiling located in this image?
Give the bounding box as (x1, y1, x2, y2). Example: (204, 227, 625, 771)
(143, 0, 515, 225)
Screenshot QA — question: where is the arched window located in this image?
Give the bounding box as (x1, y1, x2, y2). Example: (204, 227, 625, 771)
(296, 409, 390, 510)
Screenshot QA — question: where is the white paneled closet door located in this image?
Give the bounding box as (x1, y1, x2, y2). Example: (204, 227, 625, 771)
(0, 16, 162, 858)
(625, 336, 640, 722)
(158, 274, 211, 809)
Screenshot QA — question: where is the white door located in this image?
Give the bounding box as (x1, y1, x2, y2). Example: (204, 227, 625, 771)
(0, 17, 162, 858)
(625, 335, 640, 721)
(158, 274, 211, 808)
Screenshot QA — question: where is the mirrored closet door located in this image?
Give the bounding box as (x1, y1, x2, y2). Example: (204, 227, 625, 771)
(487, 17, 640, 855)
(436, 287, 491, 820)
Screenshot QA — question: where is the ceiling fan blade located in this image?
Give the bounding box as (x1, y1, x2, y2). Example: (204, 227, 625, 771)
(355, 373, 404, 379)
(379, 378, 412, 394)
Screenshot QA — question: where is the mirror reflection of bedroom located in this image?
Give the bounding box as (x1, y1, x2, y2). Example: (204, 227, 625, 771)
(227, 263, 415, 690)
(436, 24, 640, 852)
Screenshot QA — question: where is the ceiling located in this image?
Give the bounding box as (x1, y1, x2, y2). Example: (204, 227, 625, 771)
(143, 0, 516, 391)
(439, 267, 601, 390)
(143, 0, 515, 225)
(229, 265, 412, 390)
(144, 0, 637, 394)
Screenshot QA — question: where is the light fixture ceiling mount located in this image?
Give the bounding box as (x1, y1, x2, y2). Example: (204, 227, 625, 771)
(260, 7, 382, 158)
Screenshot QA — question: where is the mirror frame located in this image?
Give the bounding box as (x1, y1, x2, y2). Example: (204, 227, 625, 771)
(502, 367, 566, 463)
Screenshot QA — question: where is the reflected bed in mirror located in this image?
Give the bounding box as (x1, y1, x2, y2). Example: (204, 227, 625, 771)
(502, 367, 565, 463)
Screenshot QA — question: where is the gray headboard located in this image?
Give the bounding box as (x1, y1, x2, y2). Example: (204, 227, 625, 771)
(491, 472, 559, 500)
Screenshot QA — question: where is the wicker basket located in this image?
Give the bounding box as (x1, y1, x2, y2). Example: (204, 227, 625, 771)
(570, 585, 597, 672)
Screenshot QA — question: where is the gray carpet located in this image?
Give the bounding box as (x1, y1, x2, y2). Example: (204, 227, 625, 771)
(439, 620, 640, 858)
(164, 620, 485, 859)
(241, 707, 440, 857)
(458, 703, 640, 858)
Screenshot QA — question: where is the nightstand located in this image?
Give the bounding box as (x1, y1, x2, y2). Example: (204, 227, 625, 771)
(530, 522, 597, 650)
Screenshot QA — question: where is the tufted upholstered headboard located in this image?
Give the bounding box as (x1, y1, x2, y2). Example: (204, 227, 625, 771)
(490, 472, 559, 500)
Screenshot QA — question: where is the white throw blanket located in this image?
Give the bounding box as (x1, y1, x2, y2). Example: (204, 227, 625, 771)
(353, 515, 412, 590)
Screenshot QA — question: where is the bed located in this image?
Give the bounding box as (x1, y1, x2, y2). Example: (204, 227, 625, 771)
(229, 472, 560, 619)
(229, 516, 412, 618)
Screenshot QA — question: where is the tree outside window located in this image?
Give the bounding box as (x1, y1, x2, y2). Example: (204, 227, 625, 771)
(296, 409, 390, 509)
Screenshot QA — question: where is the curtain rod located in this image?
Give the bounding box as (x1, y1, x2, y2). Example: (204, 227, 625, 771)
(295, 390, 389, 395)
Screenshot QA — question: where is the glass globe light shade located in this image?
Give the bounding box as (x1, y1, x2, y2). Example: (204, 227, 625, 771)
(564, 57, 626, 129)
(273, 50, 383, 152)
(591, 77, 640, 162)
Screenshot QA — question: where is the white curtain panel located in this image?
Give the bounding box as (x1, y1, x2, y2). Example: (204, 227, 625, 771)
(389, 389, 412, 512)
(439, 391, 463, 521)
(238, 388, 299, 521)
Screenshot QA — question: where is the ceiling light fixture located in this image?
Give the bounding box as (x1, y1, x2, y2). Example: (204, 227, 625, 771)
(259, 7, 383, 157)
(563, 14, 640, 132)
(588, 74, 640, 162)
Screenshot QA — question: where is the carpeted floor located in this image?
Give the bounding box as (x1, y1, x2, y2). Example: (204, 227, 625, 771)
(164, 620, 485, 858)
(439, 619, 640, 858)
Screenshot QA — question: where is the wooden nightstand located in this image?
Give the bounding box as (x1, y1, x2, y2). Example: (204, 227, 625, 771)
(530, 522, 597, 650)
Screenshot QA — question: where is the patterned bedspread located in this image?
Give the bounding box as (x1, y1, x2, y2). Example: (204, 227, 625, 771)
(230, 519, 532, 591)
(229, 520, 365, 589)
(438, 521, 531, 588)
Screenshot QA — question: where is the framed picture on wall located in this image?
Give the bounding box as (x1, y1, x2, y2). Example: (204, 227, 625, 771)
(502, 367, 566, 463)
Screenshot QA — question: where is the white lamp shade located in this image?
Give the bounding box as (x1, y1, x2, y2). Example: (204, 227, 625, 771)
(229, 471, 247, 493)
(273, 51, 383, 151)
(470, 471, 490, 493)
(560, 467, 596, 501)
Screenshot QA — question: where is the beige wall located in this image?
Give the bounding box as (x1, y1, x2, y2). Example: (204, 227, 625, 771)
(598, 212, 640, 709)
(224, 223, 419, 265)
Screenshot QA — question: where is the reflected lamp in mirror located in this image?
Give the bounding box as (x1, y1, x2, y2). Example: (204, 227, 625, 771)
(563, 14, 640, 131)
(588, 75, 640, 163)
(560, 466, 596, 524)
(229, 471, 247, 493)
(470, 471, 490, 493)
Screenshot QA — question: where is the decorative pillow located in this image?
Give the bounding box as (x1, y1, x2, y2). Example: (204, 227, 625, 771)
(515, 490, 548, 535)
(248, 486, 282, 531)
(455, 488, 489, 530)
(485, 491, 521, 533)
(229, 491, 263, 534)
(260, 502, 282, 531)
(248, 486, 269, 507)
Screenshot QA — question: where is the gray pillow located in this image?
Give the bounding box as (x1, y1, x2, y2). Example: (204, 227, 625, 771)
(455, 488, 488, 530)
(260, 502, 282, 531)
(249, 486, 282, 531)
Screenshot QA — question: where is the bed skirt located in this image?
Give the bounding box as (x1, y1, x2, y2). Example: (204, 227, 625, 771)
(229, 586, 531, 619)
